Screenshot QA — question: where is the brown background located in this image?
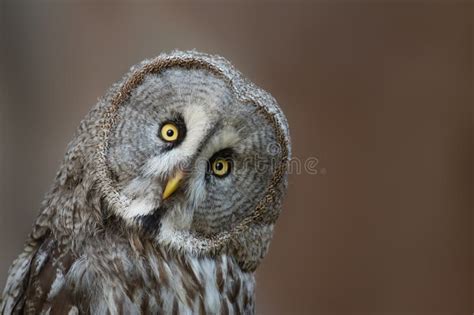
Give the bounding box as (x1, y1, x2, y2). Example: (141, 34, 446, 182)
(0, 1, 472, 314)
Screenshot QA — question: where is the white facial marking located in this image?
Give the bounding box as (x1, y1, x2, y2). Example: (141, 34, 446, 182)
(117, 105, 216, 221)
(118, 177, 161, 219)
(200, 126, 241, 159)
(144, 105, 213, 179)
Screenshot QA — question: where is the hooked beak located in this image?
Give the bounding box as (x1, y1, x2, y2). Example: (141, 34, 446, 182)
(162, 170, 184, 200)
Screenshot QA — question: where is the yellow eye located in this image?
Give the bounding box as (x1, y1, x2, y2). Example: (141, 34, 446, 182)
(211, 158, 231, 177)
(160, 123, 179, 142)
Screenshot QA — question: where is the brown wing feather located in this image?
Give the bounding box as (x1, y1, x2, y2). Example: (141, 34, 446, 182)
(1, 236, 44, 314)
(2, 237, 79, 315)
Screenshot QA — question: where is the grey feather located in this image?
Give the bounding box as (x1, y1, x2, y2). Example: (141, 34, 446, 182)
(1, 50, 290, 314)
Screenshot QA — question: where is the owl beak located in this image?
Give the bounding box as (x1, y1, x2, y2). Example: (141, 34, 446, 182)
(162, 170, 184, 200)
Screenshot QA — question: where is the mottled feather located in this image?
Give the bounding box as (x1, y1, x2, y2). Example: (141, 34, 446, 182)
(2, 50, 290, 314)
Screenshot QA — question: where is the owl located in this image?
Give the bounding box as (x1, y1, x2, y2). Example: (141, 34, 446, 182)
(1, 50, 290, 314)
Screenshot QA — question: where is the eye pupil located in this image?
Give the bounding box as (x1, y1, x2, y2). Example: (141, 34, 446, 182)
(166, 129, 174, 137)
(215, 162, 224, 171)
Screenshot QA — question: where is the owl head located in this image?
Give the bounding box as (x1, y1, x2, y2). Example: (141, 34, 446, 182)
(47, 51, 290, 271)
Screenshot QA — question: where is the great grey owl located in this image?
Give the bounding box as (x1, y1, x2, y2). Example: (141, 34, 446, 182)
(1, 50, 290, 314)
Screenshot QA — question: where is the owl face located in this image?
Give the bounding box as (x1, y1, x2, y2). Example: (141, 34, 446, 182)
(106, 67, 279, 239)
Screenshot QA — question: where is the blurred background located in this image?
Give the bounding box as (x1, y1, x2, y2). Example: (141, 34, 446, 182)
(0, 1, 472, 314)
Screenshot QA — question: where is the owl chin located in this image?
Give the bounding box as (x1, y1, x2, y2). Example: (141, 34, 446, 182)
(138, 206, 167, 235)
(134, 186, 192, 238)
(118, 166, 188, 222)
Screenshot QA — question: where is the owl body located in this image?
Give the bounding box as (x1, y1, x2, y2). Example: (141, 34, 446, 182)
(6, 234, 254, 314)
(1, 51, 290, 314)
